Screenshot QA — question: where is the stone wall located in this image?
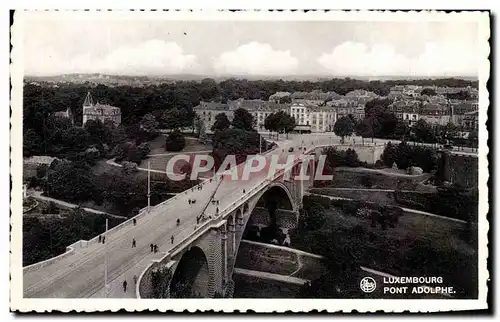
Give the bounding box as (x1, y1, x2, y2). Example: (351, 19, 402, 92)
(439, 152, 478, 188)
(314, 144, 386, 164)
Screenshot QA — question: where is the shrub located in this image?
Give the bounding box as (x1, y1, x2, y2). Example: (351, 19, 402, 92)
(360, 175, 373, 188)
(42, 201, 59, 214)
(165, 131, 186, 152)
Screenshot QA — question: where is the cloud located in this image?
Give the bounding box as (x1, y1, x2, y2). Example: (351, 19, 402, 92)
(26, 40, 199, 75)
(214, 42, 299, 76)
(317, 41, 480, 77)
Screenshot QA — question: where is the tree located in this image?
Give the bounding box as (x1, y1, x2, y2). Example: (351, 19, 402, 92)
(412, 119, 433, 143)
(378, 112, 398, 138)
(45, 160, 98, 203)
(212, 128, 263, 168)
(421, 88, 437, 96)
(139, 113, 159, 138)
(161, 108, 191, 131)
(165, 130, 186, 152)
(394, 121, 410, 140)
(84, 119, 106, 147)
(381, 142, 397, 167)
(264, 111, 295, 139)
(333, 116, 354, 144)
(211, 113, 231, 132)
(355, 118, 373, 145)
(302, 202, 326, 230)
(264, 113, 279, 137)
(442, 122, 458, 142)
(23, 129, 42, 157)
(232, 108, 255, 131)
(282, 113, 296, 139)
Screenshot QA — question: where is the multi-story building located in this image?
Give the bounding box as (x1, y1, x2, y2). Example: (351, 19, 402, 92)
(290, 103, 336, 133)
(194, 101, 234, 130)
(419, 103, 451, 126)
(450, 101, 477, 127)
(82, 92, 121, 126)
(462, 111, 479, 131)
(388, 100, 420, 126)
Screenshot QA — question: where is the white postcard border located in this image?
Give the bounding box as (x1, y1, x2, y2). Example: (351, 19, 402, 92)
(9, 9, 490, 312)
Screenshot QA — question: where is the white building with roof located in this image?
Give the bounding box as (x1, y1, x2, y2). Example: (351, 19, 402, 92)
(82, 92, 122, 126)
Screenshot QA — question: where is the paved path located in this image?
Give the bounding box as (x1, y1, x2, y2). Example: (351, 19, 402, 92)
(29, 190, 127, 220)
(23, 136, 319, 298)
(307, 193, 467, 224)
(148, 150, 212, 157)
(233, 268, 308, 285)
(335, 166, 428, 178)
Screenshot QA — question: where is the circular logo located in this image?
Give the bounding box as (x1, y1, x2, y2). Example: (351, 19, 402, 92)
(360, 277, 377, 293)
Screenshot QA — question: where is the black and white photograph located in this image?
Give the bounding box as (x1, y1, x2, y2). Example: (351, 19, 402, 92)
(9, 10, 489, 312)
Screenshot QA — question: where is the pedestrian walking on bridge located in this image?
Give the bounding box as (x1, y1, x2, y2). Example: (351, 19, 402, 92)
(98, 235, 102, 243)
(171, 235, 175, 244)
(123, 280, 128, 293)
(133, 275, 138, 285)
(177, 218, 180, 226)
(150, 244, 154, 252)
(133, 218, 137, 226)
(132, 238, 136, 248)
(102, 236, 106, 244)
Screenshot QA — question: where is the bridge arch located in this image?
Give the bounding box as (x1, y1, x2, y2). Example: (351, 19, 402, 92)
(169, 246, 210, 298)
(237, 182, 298, 252)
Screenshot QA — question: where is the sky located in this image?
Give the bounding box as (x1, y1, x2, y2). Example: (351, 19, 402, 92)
(21, 11, 483, 78)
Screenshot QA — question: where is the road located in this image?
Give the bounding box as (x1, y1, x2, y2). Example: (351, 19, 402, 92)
(29, 190, 127, 220)
(267, 132, 478, 156)
(23, 136, 316, 298)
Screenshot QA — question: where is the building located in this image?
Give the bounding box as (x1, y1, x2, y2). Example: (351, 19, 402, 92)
(82, 92, 122, 126)
(418, 103, 451, 126)
(194, 101, 234, 130)
(290, 103, 336, 133)
(450, 101, 477, 127)
(229, 99, 288, 131)
(462, 111, 479, 131)
(388, 100, 420, 126)
(53, 107, 74, 125)
(23, 155, 58, 180)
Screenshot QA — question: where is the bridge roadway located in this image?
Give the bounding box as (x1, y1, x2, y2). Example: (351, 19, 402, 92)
(23, 136, 321, 298)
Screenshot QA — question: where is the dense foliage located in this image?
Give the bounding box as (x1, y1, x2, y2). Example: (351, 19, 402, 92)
(293, 194, 477, 298)
(264, 111, 296, 138)
(381, 141, 437, 172)
(323, 147, 361, 168)
(333, 116, 354, 143)
(23, 208, 123, 266)
(165, 130, 187, 152)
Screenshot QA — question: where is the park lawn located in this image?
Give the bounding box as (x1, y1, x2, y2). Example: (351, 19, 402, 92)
(139, 136, 212, 172)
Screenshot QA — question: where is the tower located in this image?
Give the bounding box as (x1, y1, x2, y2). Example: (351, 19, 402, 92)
(83, 91, 95, 107)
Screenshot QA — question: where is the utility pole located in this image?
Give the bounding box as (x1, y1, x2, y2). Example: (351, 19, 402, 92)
(147, 161, 151, 212)
(104, 218, 108, 298)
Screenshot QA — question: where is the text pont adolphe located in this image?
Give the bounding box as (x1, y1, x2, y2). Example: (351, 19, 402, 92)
(383, 276, 455, 295)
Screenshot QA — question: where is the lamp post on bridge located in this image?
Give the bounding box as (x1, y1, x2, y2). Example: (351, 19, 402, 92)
(147, 161, 151, 213)
(103, 218, 108, 298)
